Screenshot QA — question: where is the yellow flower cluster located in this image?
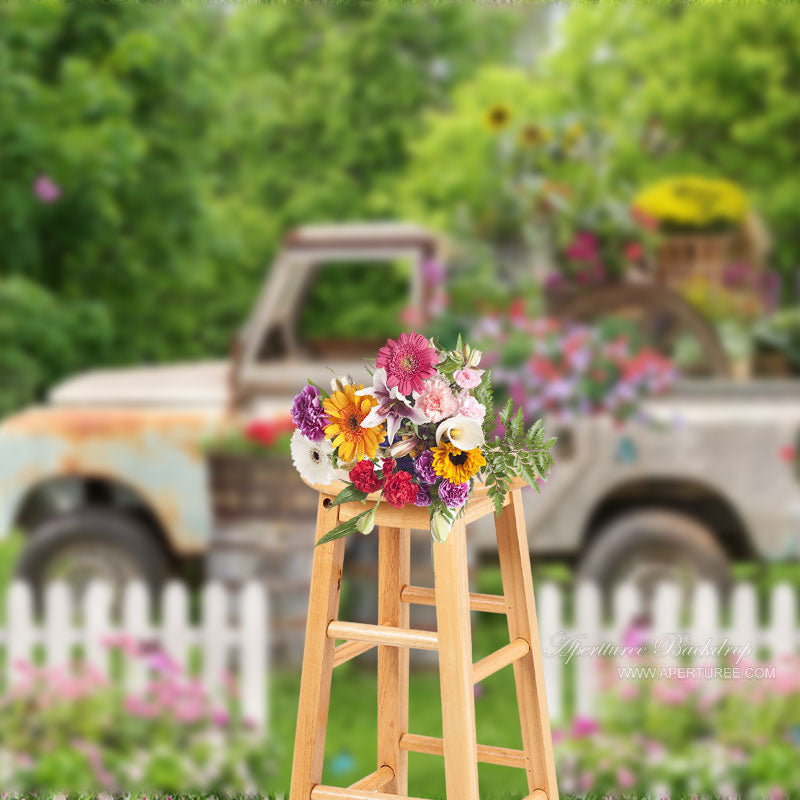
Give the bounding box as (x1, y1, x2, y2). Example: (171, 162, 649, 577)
(633, 176, 747, 229)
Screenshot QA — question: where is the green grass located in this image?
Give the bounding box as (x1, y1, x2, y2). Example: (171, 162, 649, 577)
(270, 608, 531, 799)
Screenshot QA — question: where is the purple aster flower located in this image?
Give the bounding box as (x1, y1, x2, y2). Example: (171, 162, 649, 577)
(413, 484, 431, 507)
(414, 450, 437, 485)
(33, 174, 61, 204)
(357, 368, 427, 443)
(291, 384, 329, 442)
(438, 479, 469, 509)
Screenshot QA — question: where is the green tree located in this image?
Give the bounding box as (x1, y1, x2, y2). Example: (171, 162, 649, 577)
(0, 2, 514, 407)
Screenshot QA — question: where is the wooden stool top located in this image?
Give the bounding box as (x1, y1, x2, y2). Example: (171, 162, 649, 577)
(301, 476, 527, 532)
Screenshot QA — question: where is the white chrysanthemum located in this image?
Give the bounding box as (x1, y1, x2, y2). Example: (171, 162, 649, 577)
(291, 429, 336, 485)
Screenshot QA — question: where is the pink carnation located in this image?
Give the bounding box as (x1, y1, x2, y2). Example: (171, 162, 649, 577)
(416, 377, 458, 422)
(454, 367, 483, 389)
(457, 392, 486, 423)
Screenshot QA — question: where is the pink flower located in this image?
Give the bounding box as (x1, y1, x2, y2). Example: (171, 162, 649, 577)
(33, 174, 61, 203)
(457, 392, 486, 423)
(376, 331, 438, 395)
(570, 715, 599, 738)
(624, 241, 644, 262)
(454, 367, 483, 389)
(416, 376, 458, 423)
(617, 767, 636, 789)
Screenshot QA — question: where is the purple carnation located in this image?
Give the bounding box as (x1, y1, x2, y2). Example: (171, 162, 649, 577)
(414, 450, 437, 485)
(438, 479, 469, 509)
(413, 484, 431, 507)
(291, 385, 329, 442)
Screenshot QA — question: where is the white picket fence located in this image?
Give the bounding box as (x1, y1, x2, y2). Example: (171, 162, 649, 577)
(537, 580, 800, 722)
(0, 580, 269, 729)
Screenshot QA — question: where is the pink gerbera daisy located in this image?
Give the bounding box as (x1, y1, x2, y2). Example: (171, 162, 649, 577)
(376, 331, 438, 395)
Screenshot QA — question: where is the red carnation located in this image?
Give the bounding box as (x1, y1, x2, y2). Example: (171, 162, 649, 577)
(381, 458, 396, 478)
(349, 459, 384, 493)
(383, 470, 417, 509)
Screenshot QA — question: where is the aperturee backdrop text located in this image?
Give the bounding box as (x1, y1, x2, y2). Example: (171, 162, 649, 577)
(289, 332, 555, 543)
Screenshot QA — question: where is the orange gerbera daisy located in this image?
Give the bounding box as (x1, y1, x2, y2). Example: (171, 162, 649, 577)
(323, 384, 384, 462)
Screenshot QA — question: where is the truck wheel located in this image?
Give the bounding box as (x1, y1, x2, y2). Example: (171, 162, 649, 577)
(578, 509, 731, 601)
(16, 510, 171, 611)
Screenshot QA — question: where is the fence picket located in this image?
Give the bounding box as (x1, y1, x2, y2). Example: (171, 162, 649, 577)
(162, 581, 190, 671)
(652, 582, 681, 667)
(202, 581, 228, 695)
(691, 582, 720, 670)
(730, 582, 758, 659)
(769, 582, 796, 659)
(84, 581, 113, 677)
(7, 581, 34, 676)
(574, 582, 601, 717)
(538, 581, 563, 720)
(240, 581, 268, 729)
(44, 581, 72, 669)
(123, 581, 151, 694)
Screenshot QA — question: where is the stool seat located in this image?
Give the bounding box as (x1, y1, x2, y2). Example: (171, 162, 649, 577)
(289, 483, 559, 800)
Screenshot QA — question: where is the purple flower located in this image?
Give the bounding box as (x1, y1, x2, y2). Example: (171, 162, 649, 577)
(438, 479, 469, 509)
(33, 174, 61, 204)
(414, 450, 437, 485)
(570, 715, 600, 738)
(413, 484, 431, 507)
(291, 385, 329, 442)
(422, 257, 447, 285)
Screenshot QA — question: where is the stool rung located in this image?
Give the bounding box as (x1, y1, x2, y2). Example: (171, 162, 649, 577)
(349, 765, 394, 790)
(399, 732, 527, 769)
(332, 640, 375, 668)
(327, 620, 438, 651)
(472, 637, 530, 684)
(400, 584, 507, 614)
(312, 786, 428, 800)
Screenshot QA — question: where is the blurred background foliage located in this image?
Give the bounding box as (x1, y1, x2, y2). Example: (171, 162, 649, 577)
(2, 2, 800, 410)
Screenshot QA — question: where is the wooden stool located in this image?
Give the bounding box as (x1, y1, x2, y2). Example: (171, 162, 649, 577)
(289, 479, 558, 800)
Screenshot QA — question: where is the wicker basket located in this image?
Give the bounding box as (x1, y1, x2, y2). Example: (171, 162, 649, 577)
(207, 452, 318, 523)
(655, 232, 737, 287)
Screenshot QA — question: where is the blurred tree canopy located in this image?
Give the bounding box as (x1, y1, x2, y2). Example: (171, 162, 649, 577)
(0, 1, 513, 409)
(402, 4, 800, 275)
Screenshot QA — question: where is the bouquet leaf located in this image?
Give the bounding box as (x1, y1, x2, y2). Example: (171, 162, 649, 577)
(331, 484, 369, 506)
(316, 508, 373, 546)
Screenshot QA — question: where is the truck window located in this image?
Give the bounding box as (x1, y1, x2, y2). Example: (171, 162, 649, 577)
(296, 260, 412, 357)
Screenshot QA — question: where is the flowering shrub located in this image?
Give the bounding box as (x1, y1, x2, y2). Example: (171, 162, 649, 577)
(289, 332, 555, 543)
(0, 646, 275, 793)
(473, 312, 677, 424)
(633, 175, 748, 232)
(203, 417, 295, 458)
(555, 654, 800, 798)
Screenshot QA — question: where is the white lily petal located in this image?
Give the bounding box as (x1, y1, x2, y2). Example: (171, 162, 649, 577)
(386, 414, 402, 444)
(360, 406, 385, 429)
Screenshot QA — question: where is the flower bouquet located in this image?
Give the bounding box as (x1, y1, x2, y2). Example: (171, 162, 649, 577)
(289, 331, 555, 544)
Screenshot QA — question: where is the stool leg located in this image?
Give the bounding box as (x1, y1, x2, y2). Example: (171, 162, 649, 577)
(290, 496, 347, 800)
(377, 526, 411, 794)
(495, 489, 559, 800)
(433, 518, 480, 800)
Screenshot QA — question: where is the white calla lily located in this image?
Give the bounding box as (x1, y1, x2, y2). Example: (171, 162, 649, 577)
(435, 415, 484, 451)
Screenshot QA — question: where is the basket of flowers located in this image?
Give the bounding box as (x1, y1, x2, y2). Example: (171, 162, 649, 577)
(205, 416, 317, 522)
(632, 175, 759, 288)
(288, 331, 555, 544)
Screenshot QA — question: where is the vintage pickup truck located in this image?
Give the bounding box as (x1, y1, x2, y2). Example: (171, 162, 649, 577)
(1, 223, 799, 630)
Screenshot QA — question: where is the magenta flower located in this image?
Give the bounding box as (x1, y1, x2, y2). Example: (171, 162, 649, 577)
(376, 331, 438, 395)
(33, 174, 61, 204)
(570, 715, 600, 738)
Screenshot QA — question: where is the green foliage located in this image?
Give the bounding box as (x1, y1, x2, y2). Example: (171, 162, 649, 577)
(0, 2, 514, 407)
(401, 4, 800, 278)
(482, 397, 556, 515)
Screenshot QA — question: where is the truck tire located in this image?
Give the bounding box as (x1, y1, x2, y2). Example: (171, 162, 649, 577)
(578, 509, 731, 600)
(16, 509, 171, 610)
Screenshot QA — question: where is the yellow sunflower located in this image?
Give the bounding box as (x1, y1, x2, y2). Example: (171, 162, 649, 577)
(323, 384, 383, 463)
(485, 103, 511, 131)
(431, 442, 486, 484)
